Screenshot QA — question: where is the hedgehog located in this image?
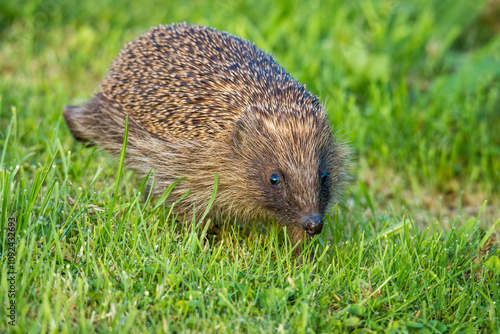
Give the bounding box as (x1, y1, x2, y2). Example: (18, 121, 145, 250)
(63, 23, 350, 258)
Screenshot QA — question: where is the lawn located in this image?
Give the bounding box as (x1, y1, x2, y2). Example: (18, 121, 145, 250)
(1, 0, 499, 332)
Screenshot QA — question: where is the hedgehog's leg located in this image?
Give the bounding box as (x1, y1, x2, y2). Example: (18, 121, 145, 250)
(142, 183, 153, 201)
(287, 226, 315, 262)
(63, 105, 96, 146)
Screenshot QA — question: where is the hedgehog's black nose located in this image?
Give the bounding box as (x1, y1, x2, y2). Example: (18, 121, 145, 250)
(304, 216, 323, 236)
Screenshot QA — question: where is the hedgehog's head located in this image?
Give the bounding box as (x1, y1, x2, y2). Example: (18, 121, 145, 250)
(231, 104, 349, 236)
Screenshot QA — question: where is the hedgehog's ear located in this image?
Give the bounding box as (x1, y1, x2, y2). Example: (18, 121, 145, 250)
(233, 119, 246, 152)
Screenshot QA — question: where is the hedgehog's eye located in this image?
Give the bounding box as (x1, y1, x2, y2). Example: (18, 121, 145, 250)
(270, 173, 280, 186)
(321, 171, 328, 184)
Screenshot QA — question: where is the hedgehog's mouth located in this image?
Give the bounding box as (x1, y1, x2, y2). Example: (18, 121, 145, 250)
(303, 215, 323, 236)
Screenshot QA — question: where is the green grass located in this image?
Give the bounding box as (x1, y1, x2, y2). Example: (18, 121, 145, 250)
(1, 0, 500, 332)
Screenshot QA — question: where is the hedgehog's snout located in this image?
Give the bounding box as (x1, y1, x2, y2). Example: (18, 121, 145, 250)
(303, 215, 323, 236)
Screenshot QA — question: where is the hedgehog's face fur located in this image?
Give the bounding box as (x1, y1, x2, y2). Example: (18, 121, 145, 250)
(232, 106, 347, 235)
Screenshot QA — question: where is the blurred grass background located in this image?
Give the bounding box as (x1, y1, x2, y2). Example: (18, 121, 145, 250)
(1, 0, 499, 218)
(1, 0, 500, 332)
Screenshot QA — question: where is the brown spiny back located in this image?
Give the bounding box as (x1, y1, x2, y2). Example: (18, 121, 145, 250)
(100, 23, 322, 141)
